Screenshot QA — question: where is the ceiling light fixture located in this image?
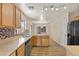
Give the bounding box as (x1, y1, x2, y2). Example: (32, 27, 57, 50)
(45, 8, 48, 11)
(63, 6, 67, 9)
(51, 7, 54, 11)
(50, 6, 54, 11)
(55, 8, 59, 11)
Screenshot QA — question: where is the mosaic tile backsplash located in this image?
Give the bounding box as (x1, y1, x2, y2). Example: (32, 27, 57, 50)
(0, 27, 15, 39)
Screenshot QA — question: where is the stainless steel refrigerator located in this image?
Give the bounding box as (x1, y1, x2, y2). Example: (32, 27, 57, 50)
(67, 20, 79, 45)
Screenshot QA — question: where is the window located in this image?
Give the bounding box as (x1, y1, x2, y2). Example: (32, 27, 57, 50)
(37, 26, 46, 34)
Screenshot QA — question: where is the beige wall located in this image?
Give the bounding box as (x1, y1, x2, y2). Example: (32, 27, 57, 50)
(49, 13, 68, 46)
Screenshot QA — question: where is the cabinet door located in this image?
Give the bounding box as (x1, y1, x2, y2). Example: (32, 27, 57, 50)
(41, 36, 49, 46)
(2, 4, 16, 27)
(16, 7, 20, 28)
(36, 36, 42, 46)
(32, 36, 41, 46)
(0, 4, 2, 25)
(31, 36, 37, 46)
(17, 44, 25, 56)
(30, 37, 34, 47)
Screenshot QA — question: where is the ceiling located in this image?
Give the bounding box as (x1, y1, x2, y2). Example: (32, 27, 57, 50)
(15, 3, 79, 23)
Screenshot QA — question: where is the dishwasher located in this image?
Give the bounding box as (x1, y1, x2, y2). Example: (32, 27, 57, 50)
(25, 40, 30, 56)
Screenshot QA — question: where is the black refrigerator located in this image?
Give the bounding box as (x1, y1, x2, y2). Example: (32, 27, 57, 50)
(67, 20, 79, 45)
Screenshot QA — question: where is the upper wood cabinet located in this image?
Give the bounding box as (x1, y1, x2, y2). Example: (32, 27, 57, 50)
(0, 4, 2, 25)
(2, 4, 16, 28)
(16, 7, 21, 28)
(0, 3, 28, 29)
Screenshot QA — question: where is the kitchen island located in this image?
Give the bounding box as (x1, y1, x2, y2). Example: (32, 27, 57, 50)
(30, 35, 50, 47)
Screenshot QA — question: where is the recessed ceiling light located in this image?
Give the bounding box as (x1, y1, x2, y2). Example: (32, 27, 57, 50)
(55, 8, 59, 11)
(45, 8, 48, 11)
(50, 6, 54, 11)
(63, 6, 67, 9)
(51, 7, 54, 11)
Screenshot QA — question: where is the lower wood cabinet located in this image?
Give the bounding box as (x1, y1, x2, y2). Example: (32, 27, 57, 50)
(9, 43, 25, 56)
(17, 44, 25, 56)
(30, 35, 50, 47)
(35, 37, 41, 46)
(30, 36, 36, 46)
(41, 36, 49, 46)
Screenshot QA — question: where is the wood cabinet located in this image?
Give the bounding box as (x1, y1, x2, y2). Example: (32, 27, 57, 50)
(9, 43, 25, 56)
(30, 36, 35, 46)
(17, 44, 25, 56)
(2, 4, 16, 28)
(0, 3, 28, 29)
(35, 36, 42, 46)
(73, 16, 79, 21)
(0, 3, 29, 28)
(41, 36, 49, 46)
(16, 7, 20, 28)
(32, 36, 41, 46)
(30, 35, 49, 47)
(0, 4, 2, 25)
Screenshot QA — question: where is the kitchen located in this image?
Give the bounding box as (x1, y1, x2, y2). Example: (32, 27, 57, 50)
(0, 3, 79, 56)
(0, 3, 32, 56)
(0, 3, 50, 56)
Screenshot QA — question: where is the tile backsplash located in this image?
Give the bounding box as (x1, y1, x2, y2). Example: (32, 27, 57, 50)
(0, 27, 15, 39)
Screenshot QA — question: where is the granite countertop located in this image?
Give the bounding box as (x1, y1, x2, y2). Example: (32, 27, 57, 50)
(0, 35, 31, 56)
